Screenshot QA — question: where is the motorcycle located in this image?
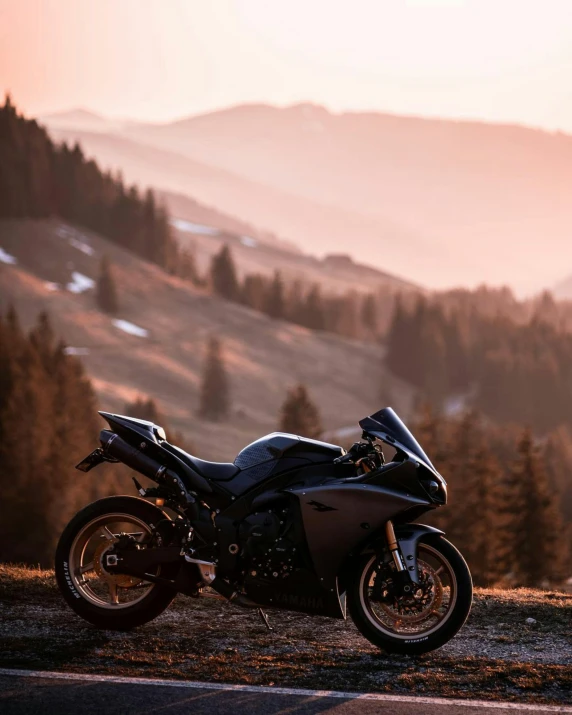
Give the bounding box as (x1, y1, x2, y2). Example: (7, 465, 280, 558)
(56, 407, 472, 655)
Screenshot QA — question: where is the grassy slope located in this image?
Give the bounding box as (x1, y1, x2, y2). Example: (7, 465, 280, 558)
(0, 219, 415, 459)
(0, 565, 570, 704)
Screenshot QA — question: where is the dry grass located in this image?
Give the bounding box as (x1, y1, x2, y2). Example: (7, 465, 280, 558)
(1, 565, 570, 705)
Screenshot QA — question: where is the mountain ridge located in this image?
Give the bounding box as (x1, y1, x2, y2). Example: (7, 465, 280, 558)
(41, 102, 572, 293)
(42, 101, 572, 138)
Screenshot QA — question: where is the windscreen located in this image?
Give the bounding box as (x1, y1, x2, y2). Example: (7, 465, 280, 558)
(359, 407, 435, 469)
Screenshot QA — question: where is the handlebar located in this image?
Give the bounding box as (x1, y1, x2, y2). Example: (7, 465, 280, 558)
(333, 440, 377, 465)
(333, 451, 354, 465)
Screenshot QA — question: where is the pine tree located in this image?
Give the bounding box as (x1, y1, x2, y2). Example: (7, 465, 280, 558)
(285, 279, 306, 324)
(361, 293, 378, 335)
(241, 274, 267, 312)
(264, 270, 285, 320)
(199, 337, 230, 421)
(499, 429, 564, 586)
(210, 245, 240, 302)
(385, 295, 411, 380)
(178, 247, 199, 284)
(96, 256, 119, 314)
(0, 308, 117, 566)
(439, 412, 506, 585)
(279, 384, 322, 439)
(303, 284, 325, 330)
(334, 292, 360, 339)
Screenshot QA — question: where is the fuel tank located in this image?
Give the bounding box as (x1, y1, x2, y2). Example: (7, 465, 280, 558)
(234, 432, 342, 481)
(207, 432, 343, 496)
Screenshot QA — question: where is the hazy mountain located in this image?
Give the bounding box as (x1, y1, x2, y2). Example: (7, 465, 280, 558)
(39, 108, 120, 132)
(45, 125, 427, 286)
(43, 103, 572, 292)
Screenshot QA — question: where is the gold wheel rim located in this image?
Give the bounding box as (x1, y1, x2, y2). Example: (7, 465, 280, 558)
(360, 543, 457, 640)
(69, 513, 156, 609)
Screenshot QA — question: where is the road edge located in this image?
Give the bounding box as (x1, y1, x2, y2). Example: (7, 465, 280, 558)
(1, 668, 571, 712)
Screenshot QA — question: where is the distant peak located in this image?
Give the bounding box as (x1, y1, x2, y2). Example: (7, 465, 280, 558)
(170, 101, 332, 127)
(41, 107, 107, 122)
(287, 102, 330, 116)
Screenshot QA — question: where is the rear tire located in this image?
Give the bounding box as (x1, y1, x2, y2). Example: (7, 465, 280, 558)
(55, 496, 177, 630)
(347, 535, 472, 655)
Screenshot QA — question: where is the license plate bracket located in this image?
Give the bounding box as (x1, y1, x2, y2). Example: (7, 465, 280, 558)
(76, 448, 107, 473)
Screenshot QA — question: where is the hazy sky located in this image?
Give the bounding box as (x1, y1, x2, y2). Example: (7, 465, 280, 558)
(2, 0, 572, 130)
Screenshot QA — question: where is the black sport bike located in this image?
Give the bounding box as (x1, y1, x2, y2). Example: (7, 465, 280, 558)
(56, 407, 472, 655)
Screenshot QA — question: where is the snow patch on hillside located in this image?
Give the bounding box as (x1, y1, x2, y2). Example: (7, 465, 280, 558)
(112, 319, 149, 338)
(56, 224, 95, 256)
(66, 272, 95, 293)
(55, 225, 72, 238)
(64, 347, 90, 356)
(69, 237, 95, 256)
(0, 247, 17, 265)
(170, 218, 219, 236)
(240, 236, 258, 248)
(45, 282, 60, 292)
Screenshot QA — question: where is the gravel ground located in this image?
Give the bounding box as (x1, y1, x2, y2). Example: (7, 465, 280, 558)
(0, 565, 570, 705)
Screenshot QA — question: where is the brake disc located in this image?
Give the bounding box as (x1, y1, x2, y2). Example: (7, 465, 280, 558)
(377, 559, 444, 624)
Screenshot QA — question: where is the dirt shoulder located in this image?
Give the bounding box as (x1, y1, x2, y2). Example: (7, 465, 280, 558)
(0, 565, 570, 705)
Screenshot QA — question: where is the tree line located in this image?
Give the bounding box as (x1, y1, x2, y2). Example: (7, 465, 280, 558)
(0, 95, 179, 272)
(0, 308, 122, 566)
(208, 244, 387, 340)
(412, 406, 570, 587)
(386, 294, 572, 434)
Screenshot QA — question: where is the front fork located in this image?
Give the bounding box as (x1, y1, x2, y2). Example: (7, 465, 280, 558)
(385, 519, 417, 596)
(382, 522, 446, 596)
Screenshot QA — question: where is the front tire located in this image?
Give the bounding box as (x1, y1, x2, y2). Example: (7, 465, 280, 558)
(347, 535, 472, 655)
(55, 496, 177, 631)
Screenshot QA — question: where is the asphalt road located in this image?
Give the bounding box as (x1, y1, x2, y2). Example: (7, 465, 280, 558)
(1, 671, 571, 715)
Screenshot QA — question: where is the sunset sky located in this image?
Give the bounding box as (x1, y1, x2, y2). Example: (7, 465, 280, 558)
(2, 0, 572, 129)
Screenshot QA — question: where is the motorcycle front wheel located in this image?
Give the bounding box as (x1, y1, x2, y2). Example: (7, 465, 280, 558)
(347, 535, 472, 655)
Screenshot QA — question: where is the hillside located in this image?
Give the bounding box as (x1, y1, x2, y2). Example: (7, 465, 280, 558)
(43, 104, 572, 294)
(166, 201, 418, 297)
(1, 565, 571, 705)
(158, 188, 299, 255)
(42, 123, 437, 291)
(0, 219, 414, 460)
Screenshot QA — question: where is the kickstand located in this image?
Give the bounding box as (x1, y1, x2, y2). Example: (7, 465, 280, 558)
(257, 607, 273, 631)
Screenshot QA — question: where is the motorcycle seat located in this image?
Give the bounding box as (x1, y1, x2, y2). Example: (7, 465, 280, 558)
(165, 443, 240, 482)
(188, 456, 240, 482)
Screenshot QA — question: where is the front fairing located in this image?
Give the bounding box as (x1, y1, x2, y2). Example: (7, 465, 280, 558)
(359, 407, 446, 486)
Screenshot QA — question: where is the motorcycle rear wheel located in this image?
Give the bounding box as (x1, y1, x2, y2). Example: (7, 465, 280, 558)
(55, 496, 176, 630)
(347, 535, 472, 655)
